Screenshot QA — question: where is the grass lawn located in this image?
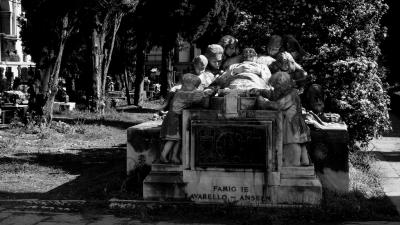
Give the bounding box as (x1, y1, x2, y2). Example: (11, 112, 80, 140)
(0, 118, 138, 200)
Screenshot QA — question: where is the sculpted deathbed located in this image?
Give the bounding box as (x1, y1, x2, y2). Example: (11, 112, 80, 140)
(208, 48, 272, 91)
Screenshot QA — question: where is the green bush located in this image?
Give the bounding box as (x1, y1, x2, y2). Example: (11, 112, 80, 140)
(232, 0, 390, 145)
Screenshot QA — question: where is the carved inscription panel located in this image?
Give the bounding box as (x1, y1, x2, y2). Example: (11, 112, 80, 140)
(191, 121, 272, 168)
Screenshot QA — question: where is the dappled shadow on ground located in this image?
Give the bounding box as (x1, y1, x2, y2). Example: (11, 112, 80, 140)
(116, 107, 158, 114)
(0, 144, 142, 200)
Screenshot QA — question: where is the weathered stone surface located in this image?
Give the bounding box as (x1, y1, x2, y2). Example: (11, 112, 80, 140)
(183, 170, 268, 205)
(127, 120, 162, 174)
(137, 98, 325, 205)
(143, 171, 187, 200)
(191, 120, 269, 168)
(53, 102, 76, 113)
(309, 124, 349, 193)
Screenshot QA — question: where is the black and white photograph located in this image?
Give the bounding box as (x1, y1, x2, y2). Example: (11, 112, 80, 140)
(0, 0, 399, 224)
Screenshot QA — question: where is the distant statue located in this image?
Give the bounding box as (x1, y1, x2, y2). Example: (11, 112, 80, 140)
(256, 72, 311, 166)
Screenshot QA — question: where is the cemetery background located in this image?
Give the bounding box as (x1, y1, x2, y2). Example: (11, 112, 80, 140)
(0, 0, 399, 224)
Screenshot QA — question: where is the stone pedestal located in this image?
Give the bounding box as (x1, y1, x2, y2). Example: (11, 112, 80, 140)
(309, 124, 349, 193)
(135, 95, 324, 205)
(271, 166, 322, 204)
(143, 164, 186, 200)
(127, 120, 162, 174)
(53, 102, 76, 113)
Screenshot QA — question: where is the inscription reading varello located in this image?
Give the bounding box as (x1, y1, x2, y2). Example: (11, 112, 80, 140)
(188, 185, 270, 203)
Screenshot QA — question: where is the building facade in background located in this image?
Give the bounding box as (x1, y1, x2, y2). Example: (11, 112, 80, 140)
(145, 42, 201, 86)
(0, 0, 34, 84)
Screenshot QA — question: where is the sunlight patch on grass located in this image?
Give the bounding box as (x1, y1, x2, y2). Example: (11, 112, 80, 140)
(0, 162, 77, 193)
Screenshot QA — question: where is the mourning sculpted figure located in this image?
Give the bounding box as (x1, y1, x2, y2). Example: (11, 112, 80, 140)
(159, 73, 206, 164)
(218, 35, 242, 71)
(204, 44, 224, 76)
(256, 72, 311, 166)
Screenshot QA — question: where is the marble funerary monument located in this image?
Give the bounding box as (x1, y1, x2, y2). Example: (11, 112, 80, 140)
(128, 93, 323, 205)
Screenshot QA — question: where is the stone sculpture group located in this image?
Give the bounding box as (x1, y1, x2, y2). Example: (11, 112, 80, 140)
(126, 34, 349, 205)
(159, 34, 325, 167)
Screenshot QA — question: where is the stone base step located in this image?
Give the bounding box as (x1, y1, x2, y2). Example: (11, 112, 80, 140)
(143, 171, 187, 201)
(151, 163, 183, 172)
(270, 166, 322, 204)
(271, 184, 322, 205)
(281, 166, 316, 179)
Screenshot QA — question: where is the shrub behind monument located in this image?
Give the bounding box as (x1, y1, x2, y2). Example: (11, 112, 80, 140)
(232, 0, 390, 146)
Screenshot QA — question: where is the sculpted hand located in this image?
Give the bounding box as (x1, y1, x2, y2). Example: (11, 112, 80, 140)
(203, 89, 215, 96)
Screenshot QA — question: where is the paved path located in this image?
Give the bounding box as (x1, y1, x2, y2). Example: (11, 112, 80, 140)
(370, 111, 400, 215)
(0, 209, 224, 225)
(0, 209, 399, 225)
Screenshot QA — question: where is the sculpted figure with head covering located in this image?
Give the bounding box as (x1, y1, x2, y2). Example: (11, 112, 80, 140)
(218, 35, 242, 70)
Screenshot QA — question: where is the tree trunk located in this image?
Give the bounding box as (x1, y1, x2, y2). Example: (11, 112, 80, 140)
(102, 12, 123, 97)
(160, 45, 172, 98)
(91, 11, 123, 112)
(41, 14, 72, 123)
(134, 38, 146, 106)
(91, 26, 103, 111)
(124, 69, 131, 105)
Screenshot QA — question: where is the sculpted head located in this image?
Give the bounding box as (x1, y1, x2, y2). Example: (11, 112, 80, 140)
(241, 48, 257, 62)
(218, 35, 239, 57)
(275, 51, 296, 73)
(192, 55, 208, 75)
(205, 44, 224, 70)
(269, 71, 294, 100)
(267, 35, 282, 57)
(306, 84, 325, 114)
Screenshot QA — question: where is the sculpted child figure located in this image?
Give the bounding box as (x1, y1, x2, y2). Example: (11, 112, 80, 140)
(269, 51, 308, 90)
(193, 55, 213, 90)
(257, 71, 311, 166)
(159, 73, 204, 164)
(204, 44, 224, 77)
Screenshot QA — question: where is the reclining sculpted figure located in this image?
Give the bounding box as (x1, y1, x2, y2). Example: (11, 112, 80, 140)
(207, 48, 272, 93)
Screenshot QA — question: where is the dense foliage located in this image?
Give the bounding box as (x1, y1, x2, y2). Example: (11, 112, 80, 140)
(232, 0, 390, 145)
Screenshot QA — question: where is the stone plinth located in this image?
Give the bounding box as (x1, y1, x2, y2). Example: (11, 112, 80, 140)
(143, 164, 186, 200)
(183, 169, 267, 204)
(53, 102, 76, 113)
(135, 95, 324, 205)
(181, 108, 321, 205)
(309, 124, 349, 193)
(272, 166, 322, 205)
(127, 120, 162, 174)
